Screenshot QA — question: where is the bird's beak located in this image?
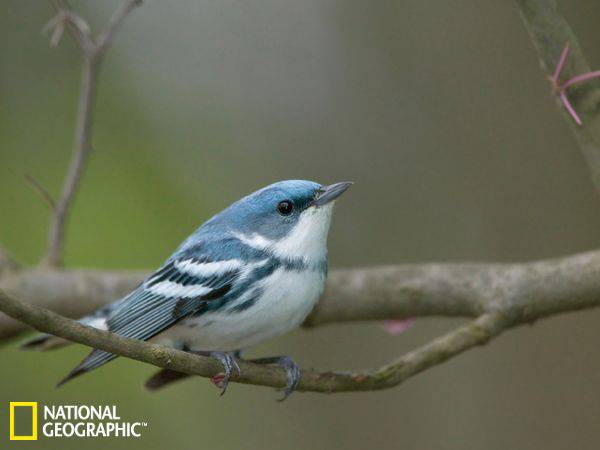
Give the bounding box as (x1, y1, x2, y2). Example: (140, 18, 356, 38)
(313, 181, 353, 207)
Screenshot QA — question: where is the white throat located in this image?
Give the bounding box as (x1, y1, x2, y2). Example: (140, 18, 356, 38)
(235, 203, 334, 265)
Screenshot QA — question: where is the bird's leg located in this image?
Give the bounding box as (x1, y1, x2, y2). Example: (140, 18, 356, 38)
(192, 350, 241, 396)
(245, 355, 301, 401)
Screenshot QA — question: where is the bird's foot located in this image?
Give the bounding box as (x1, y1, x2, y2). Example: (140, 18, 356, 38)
(248, 355, 301, 401)
(194, 351, 241, 396)
(210, 373, 226, 389)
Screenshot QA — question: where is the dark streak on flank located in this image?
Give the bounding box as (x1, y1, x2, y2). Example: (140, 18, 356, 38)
(230, 293, 261, 313)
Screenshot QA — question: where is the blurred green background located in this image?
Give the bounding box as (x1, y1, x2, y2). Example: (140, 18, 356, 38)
(2, 0, 600, 449)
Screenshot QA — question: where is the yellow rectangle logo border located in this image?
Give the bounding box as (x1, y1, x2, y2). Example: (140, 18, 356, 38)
(9, 402, 38, 441)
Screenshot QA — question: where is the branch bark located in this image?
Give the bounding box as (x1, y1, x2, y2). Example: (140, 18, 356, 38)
(43, 0, 141, 267)
(2, 248, 600, 342)
(0, 288, 516, 394)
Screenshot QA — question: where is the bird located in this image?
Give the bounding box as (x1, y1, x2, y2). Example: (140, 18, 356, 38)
(22, 180, 352, 399)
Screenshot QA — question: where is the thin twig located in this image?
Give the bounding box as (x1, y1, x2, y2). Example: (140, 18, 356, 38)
(551, 42, 569, 84)
(365, 312, 508, 390)
(42, 0, 141, 267)
(48, 0, 94, 52)
(95, 0, 143, 57)
(24, 174, 56, 212)
(43, 58, 96, 267)
(561, 70, 600, 90)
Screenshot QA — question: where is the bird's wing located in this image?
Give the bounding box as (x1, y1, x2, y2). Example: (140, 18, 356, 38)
(58, 256, 242, 386)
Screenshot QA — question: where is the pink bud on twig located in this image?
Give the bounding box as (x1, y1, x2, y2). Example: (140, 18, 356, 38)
(382, 318, 416, 335)
(551, 43, 600, 126)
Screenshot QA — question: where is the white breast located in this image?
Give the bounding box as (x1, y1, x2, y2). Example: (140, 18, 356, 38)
(157, 267, 326, 352)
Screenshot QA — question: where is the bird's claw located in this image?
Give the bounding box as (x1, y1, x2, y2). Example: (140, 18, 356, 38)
(277, 356, 301, 401)
(198, 351, 300, 399)
(215, 351, 241, 396)
(210, 373, 226, 389)
(197, 351, 240, 396)
(248, 355, 301, 401)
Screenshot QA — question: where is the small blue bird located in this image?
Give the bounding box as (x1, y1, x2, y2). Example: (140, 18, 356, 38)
(23, 180, 352, 399)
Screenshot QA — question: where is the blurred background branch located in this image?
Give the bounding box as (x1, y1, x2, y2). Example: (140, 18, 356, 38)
(1, 248, 600, 341)
(43, 0, 141, 267)
(24, 173, 57, 212)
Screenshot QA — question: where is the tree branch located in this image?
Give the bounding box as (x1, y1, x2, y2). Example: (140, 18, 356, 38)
(1, 248, 600, 342)
(44, 56, 97, 267)
(0, 288, 517, 394)
(515, 0, 600, 194)
(43, 0, 141, 267)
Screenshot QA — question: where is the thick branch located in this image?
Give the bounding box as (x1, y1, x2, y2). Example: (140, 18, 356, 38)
(310, 249, 600, 326)
(2, 249, 600, 341)
(516, 0, 600, 194)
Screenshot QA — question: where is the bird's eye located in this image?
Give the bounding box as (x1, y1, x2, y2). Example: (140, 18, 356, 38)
(277, 200, 294, 216)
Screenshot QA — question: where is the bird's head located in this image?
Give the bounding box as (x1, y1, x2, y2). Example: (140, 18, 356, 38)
(211, 180, 352, 264)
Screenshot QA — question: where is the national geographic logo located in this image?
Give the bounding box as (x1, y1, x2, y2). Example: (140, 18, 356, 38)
(8, 403, 148, 440)
(9, 402, 38, 441)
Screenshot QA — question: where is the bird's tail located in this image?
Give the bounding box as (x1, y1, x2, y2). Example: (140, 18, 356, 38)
(56, 349, 118, 387)
(21, 333, 73, 351)
(21, 309, 114, 352)
(144, 369, 191, 391)
(21, 320, 106, 352)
